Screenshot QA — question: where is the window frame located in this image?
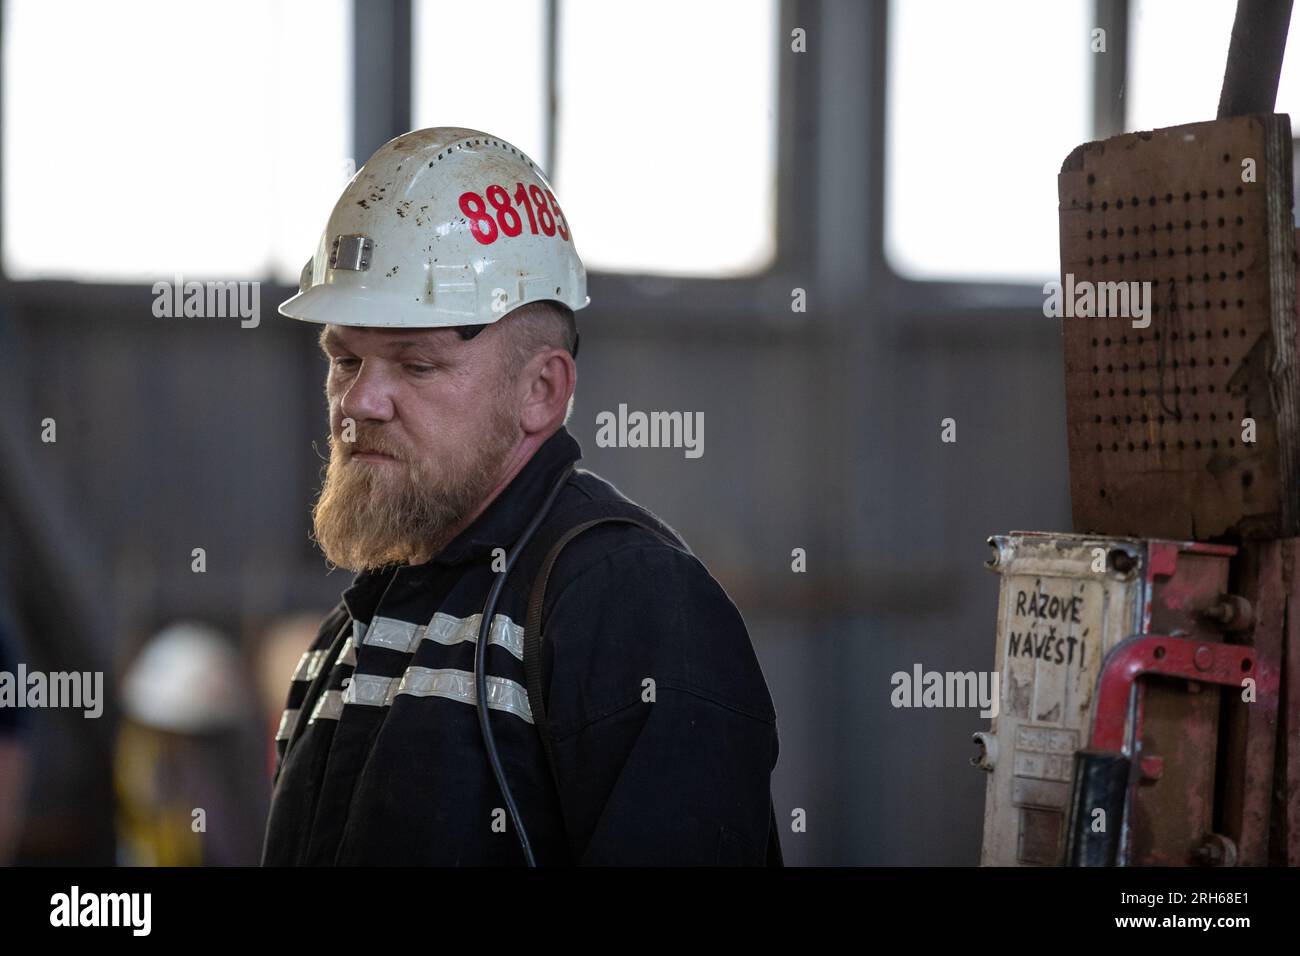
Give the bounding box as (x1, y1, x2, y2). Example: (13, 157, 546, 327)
(874, 0, 1129, 335)
(399, 0, 808, 334)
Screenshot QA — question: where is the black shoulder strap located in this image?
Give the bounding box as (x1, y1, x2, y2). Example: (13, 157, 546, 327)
(521, 497, 784, 866)
(522, 499, 685, 790)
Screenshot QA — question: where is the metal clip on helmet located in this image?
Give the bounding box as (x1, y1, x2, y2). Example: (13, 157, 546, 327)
(279, 127, 588, 332)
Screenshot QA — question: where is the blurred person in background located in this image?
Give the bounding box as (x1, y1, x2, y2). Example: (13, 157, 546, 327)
(114, 621, 265, 865)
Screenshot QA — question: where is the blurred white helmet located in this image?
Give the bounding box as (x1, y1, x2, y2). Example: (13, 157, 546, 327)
(121, 622, 249, 733)
(279, 127, 588, 329)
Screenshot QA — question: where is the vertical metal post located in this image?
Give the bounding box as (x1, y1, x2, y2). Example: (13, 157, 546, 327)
(1093, 0, 1129, 138)
(545, 0, 559, 179)
(1218, 0, 1295, 119)
(354, 0, 413, 163)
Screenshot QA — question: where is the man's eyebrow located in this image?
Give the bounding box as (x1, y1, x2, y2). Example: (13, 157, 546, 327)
(319, 328, 441, 354)
(386, 340, 440, 353)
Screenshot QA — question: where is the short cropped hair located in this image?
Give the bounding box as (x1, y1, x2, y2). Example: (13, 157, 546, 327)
(497, 299, 578, 378)
(489, 300, 578, 423)
(455, 300, 576, 364)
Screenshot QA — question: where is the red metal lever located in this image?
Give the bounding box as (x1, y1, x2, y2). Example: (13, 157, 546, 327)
(1090, 635, 1256, 753)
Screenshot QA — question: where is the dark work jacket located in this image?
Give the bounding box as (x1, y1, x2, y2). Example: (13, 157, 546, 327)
(261, 426, 781, 865)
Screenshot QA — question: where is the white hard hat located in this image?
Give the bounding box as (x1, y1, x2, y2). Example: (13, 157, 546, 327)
(279, 127, 588, 330)
(120, 621, 250, 734)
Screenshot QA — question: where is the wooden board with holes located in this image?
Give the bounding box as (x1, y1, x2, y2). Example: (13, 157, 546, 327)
(1058, 114, 1298, 540)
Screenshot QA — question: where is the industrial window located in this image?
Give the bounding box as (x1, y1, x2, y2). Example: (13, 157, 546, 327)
(1, 0, 352, 284)
(414, 0, 779, 278)
(1128, 0, 1300, 132)
(1126, 0, 1237, 133)
(411, 0, 550, 169)
(884, 0, 1093, 283)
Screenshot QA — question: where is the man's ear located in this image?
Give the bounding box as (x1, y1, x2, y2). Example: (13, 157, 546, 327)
(519, 349, 576, 435)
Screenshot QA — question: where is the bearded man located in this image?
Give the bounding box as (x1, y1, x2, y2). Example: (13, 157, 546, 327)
(261, 128, 781, 866)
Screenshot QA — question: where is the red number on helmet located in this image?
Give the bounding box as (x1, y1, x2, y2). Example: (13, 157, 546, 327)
(529, 185, 555, 236)
(514, 182, 538, 234)
(487, 184, 521, 237)
(459, 191, 498, 245)
(546, 189, 569, 241)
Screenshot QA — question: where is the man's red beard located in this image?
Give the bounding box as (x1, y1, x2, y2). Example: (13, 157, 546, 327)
(310, 402, 519, 572)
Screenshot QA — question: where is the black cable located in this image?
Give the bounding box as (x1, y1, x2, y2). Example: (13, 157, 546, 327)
(474, 460, 575, 866)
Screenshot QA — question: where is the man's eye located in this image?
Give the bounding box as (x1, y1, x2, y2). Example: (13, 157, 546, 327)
(404, 363, 436, 374)
(332, 357, 360, 371)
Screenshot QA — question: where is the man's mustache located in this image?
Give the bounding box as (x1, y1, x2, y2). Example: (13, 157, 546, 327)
(337, 430, 405, 460)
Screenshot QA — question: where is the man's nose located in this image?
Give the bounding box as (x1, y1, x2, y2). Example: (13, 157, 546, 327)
(339, 361, 396, 423)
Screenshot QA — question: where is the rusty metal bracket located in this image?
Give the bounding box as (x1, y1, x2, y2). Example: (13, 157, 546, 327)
(1091, 634, 1256, 753)
(1066, 635, 1256, 865)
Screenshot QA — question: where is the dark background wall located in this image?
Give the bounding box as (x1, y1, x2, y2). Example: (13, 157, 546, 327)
(0, 0, 1080, 865)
